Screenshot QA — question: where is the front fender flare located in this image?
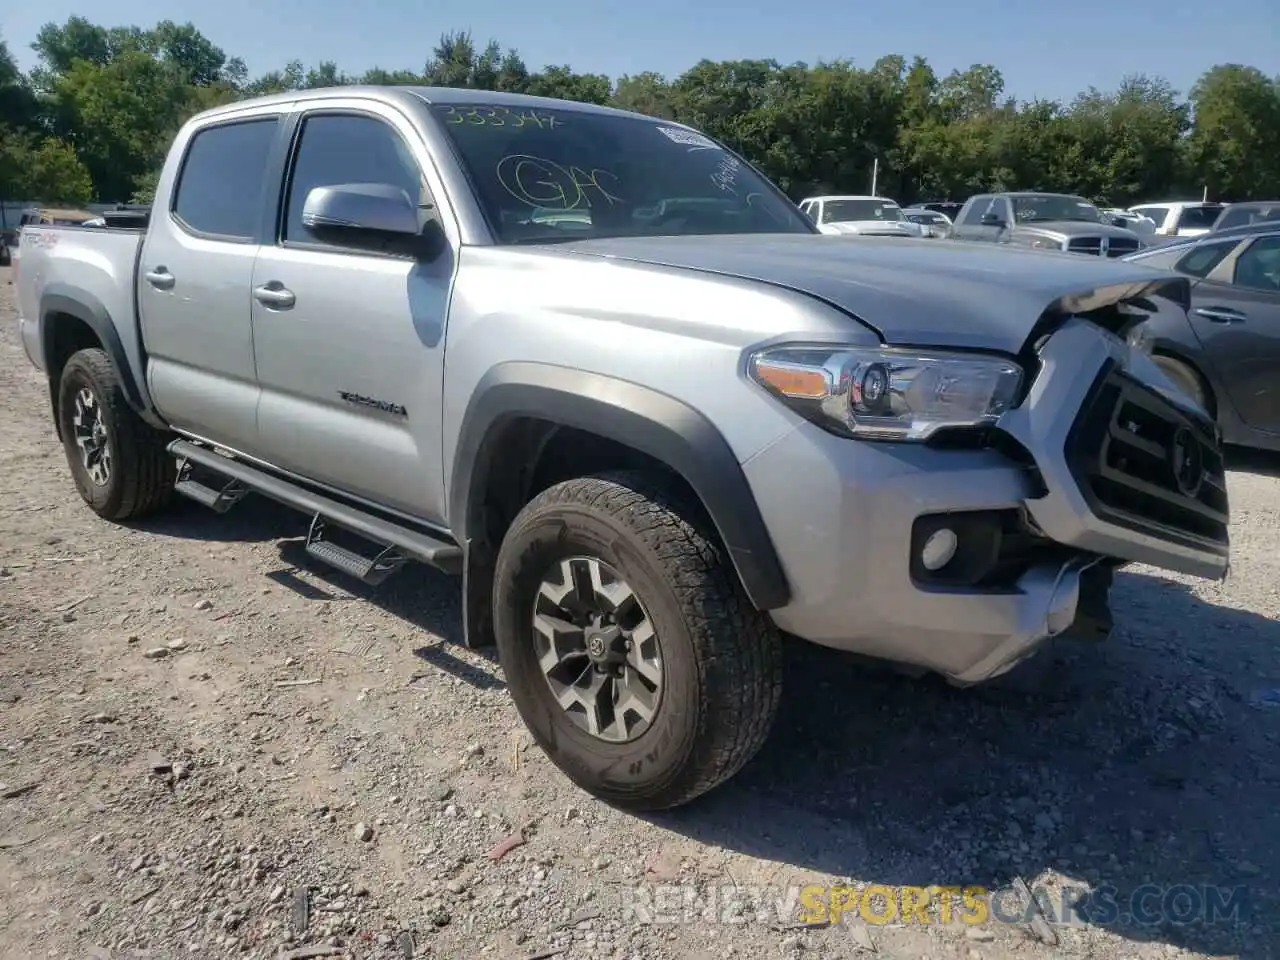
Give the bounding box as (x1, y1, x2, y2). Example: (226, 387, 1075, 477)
(450, 362, 791, 611)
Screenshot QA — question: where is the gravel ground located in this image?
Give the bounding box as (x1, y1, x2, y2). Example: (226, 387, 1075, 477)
(1, 264, 1278, 960)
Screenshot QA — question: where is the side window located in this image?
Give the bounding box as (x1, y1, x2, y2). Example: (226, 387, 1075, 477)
(1174, 240, 1236, 279)
(1232, 236, 1280, 292)
(284, 113, 426, 247)
(172, 117, 280, 240)
(960, 199, 988, 225)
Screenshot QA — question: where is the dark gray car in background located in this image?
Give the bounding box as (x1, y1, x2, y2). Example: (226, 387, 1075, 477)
(951, 192, 1146, 257)
(1123, 225, 1280, 452)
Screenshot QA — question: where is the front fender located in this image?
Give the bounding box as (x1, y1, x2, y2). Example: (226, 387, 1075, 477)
(449, 362, 790, 612)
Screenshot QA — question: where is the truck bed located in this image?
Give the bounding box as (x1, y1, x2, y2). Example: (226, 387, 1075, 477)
(15, 225, 146, 377)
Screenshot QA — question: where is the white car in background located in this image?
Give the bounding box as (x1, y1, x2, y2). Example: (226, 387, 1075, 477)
(1128, 201, 1224, 239)
(799, 195, 921, 237)
(1099, 209, 1157, 236)
(901, 207, 954, 238)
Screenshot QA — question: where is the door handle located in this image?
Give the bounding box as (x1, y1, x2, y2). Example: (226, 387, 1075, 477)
(1194, 306, 1246, 324)
(144, 268, 175, 290)
(253, 283, 296, 310)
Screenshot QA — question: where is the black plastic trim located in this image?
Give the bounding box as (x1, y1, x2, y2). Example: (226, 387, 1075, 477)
(1064, 359, 1229, 555)
(450, 363, 791, 611)
(40, 285, 163, 428)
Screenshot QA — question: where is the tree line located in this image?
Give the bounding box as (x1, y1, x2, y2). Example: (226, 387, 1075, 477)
(2, 16, 1278, 209)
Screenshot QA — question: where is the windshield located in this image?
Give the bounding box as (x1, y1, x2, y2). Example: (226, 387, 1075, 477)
(1011, 195, 1101, 223)
(905, 212, 944, 224)
(430, 103, 812, 243)
(1214, 204, 1280, 230)
(820, 199, 902, 224)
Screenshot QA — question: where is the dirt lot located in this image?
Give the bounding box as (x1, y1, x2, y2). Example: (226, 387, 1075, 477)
(1, 263, 1278, 960)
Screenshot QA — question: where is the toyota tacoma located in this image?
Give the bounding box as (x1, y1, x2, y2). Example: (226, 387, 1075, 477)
(14, 87, 1230, 810)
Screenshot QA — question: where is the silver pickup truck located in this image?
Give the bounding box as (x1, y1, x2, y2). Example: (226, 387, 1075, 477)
(15, 87, 1230, 810)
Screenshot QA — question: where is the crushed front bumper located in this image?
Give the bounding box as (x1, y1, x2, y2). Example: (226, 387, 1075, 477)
(742, 317, 1229, 684)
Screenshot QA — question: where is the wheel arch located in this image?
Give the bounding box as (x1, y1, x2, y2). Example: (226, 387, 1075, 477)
(1150, 343, 1218, 418)
(40, 286, 159, 438)
(449, 363, 791, 647)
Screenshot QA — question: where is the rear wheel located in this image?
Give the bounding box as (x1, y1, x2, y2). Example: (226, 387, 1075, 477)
(492, 471, 783, 811)
(57, 348, 175, 520)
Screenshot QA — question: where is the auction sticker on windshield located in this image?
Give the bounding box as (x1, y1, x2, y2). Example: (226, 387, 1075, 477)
(656, 126, 721, 150)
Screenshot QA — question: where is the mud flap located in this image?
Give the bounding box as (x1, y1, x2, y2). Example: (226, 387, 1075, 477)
(1062, 562, 1115, 642)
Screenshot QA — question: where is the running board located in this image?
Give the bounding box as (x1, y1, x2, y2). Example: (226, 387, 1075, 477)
(174, 457, 249, 514)
(168, 440, 463, 577)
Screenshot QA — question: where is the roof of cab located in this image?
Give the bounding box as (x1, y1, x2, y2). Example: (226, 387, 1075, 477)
(189, 84, 656, 126)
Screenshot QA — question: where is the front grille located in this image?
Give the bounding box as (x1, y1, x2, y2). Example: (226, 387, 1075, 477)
(1067, 236, 1141, 257)
(1065, 363, 1229, 550)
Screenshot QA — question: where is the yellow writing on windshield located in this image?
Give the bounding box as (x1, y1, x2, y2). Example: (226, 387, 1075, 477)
(496, 155, 624, 210)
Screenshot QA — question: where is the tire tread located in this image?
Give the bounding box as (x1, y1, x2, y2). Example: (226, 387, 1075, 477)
(505, 470, 783, 809)
(60, 348, 174, 520)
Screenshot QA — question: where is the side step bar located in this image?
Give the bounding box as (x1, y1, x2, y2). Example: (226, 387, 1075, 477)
(168, 439, 463, 579)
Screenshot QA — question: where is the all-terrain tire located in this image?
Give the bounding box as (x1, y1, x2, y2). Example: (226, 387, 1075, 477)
(492, 470, 783, 811)
(57, 347, 176, 521)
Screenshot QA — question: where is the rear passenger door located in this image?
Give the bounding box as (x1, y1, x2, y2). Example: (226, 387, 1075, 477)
(1189, 234, 1280, 434)
(249, 101, 455, 524)
(139, 110, 286, 453)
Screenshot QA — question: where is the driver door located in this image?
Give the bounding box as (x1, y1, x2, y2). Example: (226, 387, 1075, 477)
(249, 102, 455, 524)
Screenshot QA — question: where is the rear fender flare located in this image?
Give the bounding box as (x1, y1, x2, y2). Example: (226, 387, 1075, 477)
(40, 286, 161, 431)
(449, 362, 791, 612)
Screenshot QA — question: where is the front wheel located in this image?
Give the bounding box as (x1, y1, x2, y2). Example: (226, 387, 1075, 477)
(1154, 354, 1211, 414)
(492, 471, 783, 811)
(57, 348, 176, 520)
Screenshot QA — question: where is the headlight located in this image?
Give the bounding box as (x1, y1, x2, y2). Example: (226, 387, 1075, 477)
(748, 345, 1024, 441)
(1028, 236, 1063, 250)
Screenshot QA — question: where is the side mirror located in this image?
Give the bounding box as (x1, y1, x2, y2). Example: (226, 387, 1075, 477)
(301, 183, 441, 257)
(980, 212, 1006, 227)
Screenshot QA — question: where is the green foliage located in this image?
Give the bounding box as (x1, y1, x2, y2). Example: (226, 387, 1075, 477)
(3, 16, 1279, 204)
(0, 123, 94, 203)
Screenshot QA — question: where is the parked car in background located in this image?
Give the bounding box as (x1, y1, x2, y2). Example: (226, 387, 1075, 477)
(1210, 201, 1280, 233)
(1128, 201, 1224, 239)
(1100, 208, 1157, 235)
(916, 201, 965, 222)
(798, 195, 920, 237)
(901, 207, 952, 238)
(951, 192, 1146, 256)
(1122, 226, 1280, 452)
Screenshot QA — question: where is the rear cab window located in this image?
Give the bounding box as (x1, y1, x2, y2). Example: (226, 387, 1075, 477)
(1173, 205, 1222, 232)
(172, 117, 281, 240)
(428, 102, 812, 243)
(1215, 205, 1280, 231)
(1133, 206, 1169, 228)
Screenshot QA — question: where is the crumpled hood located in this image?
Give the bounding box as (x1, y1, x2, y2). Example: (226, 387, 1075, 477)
(557, 233, 1187, 353)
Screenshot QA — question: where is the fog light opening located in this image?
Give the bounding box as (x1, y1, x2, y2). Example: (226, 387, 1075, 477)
(920, 528, 959, 572)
